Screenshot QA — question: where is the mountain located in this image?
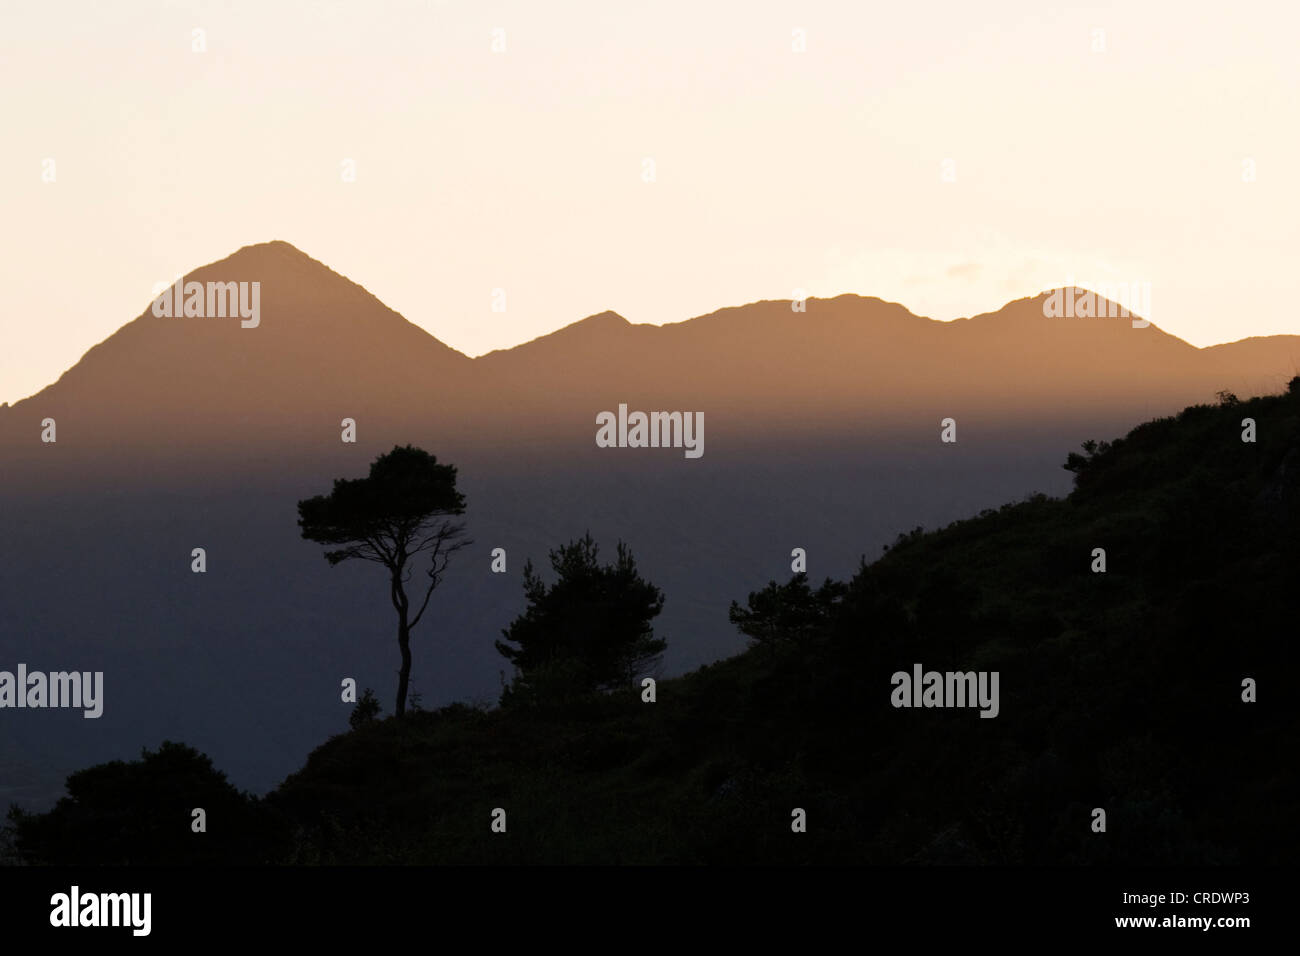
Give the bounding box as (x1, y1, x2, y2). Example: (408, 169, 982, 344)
(0, 241, 476, 483)
(5, 242, 1298, 482)
(2, 240, 1298, 810)
(477, 290, 1300, 436)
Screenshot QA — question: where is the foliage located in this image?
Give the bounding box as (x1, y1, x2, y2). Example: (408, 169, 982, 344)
(15, 386, 1300, 865)
(728, 572, 846, 647)
(6, 741, 287, 864)
(298, 444, 469, 716)
(496, 533, 665, 702)
(349, 687, 383, 729)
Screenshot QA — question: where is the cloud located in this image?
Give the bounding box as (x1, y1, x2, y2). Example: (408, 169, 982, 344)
(946, 262, 982, 280)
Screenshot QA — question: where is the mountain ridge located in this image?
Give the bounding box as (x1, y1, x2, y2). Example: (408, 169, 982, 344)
(8, 241, 1296, 414)
(2, 240, 1298, 481)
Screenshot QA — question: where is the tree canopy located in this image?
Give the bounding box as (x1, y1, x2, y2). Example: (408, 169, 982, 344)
(496, 533, 665, 701)
(298, 445, 468, 716)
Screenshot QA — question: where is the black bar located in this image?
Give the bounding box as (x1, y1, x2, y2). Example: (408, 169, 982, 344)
(0, 865, 1279, 943)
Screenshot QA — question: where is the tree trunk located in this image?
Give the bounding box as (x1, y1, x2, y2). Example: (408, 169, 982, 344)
(393, 572, 411, 717)
(396, 618, 411, 717)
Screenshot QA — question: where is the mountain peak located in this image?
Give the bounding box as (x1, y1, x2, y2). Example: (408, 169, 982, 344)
(477, 310, 632, 362)
(193, 239, 336, 279)
(0, 240, 471, 440)
(573, 310, 630, 328)
(232, 238, 310, 256)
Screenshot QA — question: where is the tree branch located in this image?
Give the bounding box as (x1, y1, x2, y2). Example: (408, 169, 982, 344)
(408, 522, 471, 630)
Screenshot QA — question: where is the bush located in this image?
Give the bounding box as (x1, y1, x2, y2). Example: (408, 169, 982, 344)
(349, 687, 383, 729)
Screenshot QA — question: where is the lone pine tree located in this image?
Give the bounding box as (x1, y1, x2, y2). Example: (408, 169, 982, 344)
(298, 445, 469, 716)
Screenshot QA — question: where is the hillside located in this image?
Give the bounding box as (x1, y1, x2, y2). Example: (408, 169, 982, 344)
(12, 381, 1297, 865)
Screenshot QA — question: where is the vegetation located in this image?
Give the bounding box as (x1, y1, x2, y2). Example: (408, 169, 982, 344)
(495, 533, 666, 705)
(729, 572, 846, 649)
(9, 383, 1299, 864)
(297, 445, 469, 716)
(4, 742, 286, 864)
(349, 688, 383, 730)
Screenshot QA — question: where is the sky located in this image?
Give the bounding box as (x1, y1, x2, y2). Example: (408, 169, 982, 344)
(2, 0, 1297, 405)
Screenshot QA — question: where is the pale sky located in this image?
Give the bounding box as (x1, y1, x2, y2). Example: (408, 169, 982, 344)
(2, 0, 1297, 405)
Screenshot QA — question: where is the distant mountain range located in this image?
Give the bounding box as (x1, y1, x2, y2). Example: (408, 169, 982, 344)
(2, 240, 1296, 809)
(3, 240, 1296, 481)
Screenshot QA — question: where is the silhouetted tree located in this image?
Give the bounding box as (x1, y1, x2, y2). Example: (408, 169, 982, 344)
(728, 572, 846, 648)
(298, 445, 469, 716)
(5, 741, 283, 864)
(349, 688, 382, 729)
(1063, 438, 1111, 482)
(496, 533, 665, 701)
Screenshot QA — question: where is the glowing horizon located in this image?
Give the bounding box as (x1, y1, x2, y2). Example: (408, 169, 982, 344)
(3, 0, 1297, 405)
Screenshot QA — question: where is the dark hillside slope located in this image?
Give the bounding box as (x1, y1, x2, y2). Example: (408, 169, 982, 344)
(260, 382, 1299, 864)
(12, 382, 1298, 864)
